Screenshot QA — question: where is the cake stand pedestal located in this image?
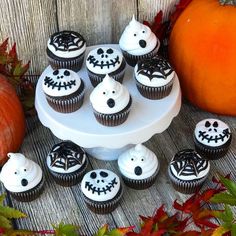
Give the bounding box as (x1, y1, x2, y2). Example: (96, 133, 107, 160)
(35, 44, 181, 160)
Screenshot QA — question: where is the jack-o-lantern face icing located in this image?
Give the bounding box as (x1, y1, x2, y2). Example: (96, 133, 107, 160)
(86, 47, 123, 74)
(81, 169, 120, 202)
(118, 144, 159, 180)
(42, 68, 82, 97)
(194, 119, 231, 147)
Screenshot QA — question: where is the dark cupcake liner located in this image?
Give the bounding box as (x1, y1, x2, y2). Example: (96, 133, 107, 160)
(48, 158, 88, 187)
(135, 78, 173, 100)
(9, 177, 45, 202)
(93, 97, 132, 126)
(82, 186, 123, 214)
(121, 42, 160, 67)
(47, 51, 85, 72)
(121, 164, 160, 190)
(45, 80, 85, 113)
(87, 60, 126, 87)
(168, 167, 208, 194)
(194, 135, 232, 160)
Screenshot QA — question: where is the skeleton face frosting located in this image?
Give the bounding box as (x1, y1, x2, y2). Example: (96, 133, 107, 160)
(42, 68, 82, 97)
(194, 119, 231, 147)
(118, 144, 159, 180)
(86, 47, 123, 74)
(81, 169, 120, 202)
(0, 153, 43, 192)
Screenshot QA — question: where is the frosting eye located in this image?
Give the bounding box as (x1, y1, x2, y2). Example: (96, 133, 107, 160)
(90, 172, 97, 179)
(131, 158, 134, 161)
(213, 121, 218, 128)
(112, 90, 115, 94)
(205, 121, 211, 127)
(53, 70, 59, 75)
(97, 48, 104, 55)
(24, 169, 27, 172)
(100, 171, 108, 178)
(134, 33, 137, 36)
(103, 91, 106, 95)
(142, 30, 145, 33)
(64, 70, 70, 76)
(106, 48, 114, 54)
(14, 171, 18, 175)
(141, 158, 144, 161)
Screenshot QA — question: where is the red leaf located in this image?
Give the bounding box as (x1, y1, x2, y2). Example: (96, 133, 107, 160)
(0, 38, 9, 54)
(8, 42, 18, 63)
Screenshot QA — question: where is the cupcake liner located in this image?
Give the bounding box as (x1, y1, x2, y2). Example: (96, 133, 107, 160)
(45, 80, 85, 113)
(49, 158, 88, 187)
(194, 135, 232, 160)
(135, 78, 173, 100)
(10, 177, 45, 202)
(93, 97, 132, 126)
(83, 186, 123, 214)
(122, 42, 160, 67)
(168, 167, 208, 194)
(87, 60, 126, 87)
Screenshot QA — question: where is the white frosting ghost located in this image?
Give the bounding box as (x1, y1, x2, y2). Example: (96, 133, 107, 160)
(90, 74, 130, 114)
(194, 119, 231, 147)
(119, 15, 159, 56)
(81, 169, 120, 202)
(42, 69, 82, 97)
(0, 153, 43, 192)
(118, 144, 159, 180)
(86, 47, 123, 74)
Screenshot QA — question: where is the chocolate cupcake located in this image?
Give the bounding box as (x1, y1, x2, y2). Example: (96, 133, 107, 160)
(46, 141, 88, 187)
(119, 15, 160, 67)
(86, 46, 126, 87)
(134, 56, 175, 99)
(168, 149, 210, 194)
(42, 68, 85, 113)
(118, 144, 159, 190)
(0, 153, 44, 202)
(90, 74, 132, 126)
(194, 118, 232, 160)
(47, 30, 86, 72)
(81, 169, 123, 214)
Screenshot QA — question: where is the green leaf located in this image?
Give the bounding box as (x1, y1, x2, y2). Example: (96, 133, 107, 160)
(0, 215, 12, 229)
(210, 193, 236, 206)
(95, 224, 108, 236)
(220, 176, 236, 198)
(0, 194, 6, 205)
(0, 205, 26, 219)
(215, 205, 233, 229)
(53, 222, 79, 236)
(231, 224, 236, 235)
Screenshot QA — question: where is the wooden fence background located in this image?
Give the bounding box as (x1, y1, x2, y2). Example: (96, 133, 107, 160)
(0, 0, 178, 75)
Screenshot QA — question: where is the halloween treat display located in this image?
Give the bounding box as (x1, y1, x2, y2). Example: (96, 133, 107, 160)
(194, 119, 232, 160)
(47, 30, 86, 72)
(86, 46, 126, 87)
(81, 169, 123, 214)
(134, 56, 175, 99)
(118, 144, 159, 189)
(168, 149, 210, 194)
(89, 74, 132, 126)
(119, 15, 160, 67)
(0, 153, 44, 202)
(42, 68, 85, 113)
(46, 141, 88, 186)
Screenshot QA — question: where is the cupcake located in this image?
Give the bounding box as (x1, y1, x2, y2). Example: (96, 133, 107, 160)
(90, 74, 132, 126)
(0, 153, 44, 202)
(134, 56, 175, 99)
(46, 141, 88, 187)
(86, 46, 126, 87)
(194, 118, 232, 160)
(42, 68, 85, 113)
(47, 30, 86, 72)
(118, 144, 159, 189)
(81, 169, 123, 214)
(119, 15, 160, 67)
(168, 149, 210, 194)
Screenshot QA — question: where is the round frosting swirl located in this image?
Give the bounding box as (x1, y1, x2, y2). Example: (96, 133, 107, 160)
(47, 30, 86, 58)
(118, 144, 159, 180)
(42, 68, 82, 97)
(119, 15, 159, 56)
(90, 74, 130, 114)
(0, 153, 43, 192)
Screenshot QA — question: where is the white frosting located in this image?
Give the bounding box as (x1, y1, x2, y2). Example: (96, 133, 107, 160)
(0, 153, 43, 192)
(134, 57, 175, 87)
(42, 69, 82, 97)
(90, 74, 130, 114)
(86, 47, 123, 74)
(119, 15, 159, 56)
(194, 119, 231, 147)
(118, 144, 159, 180)
(81, 169, 120, 202)
(47, 31, 86, 58)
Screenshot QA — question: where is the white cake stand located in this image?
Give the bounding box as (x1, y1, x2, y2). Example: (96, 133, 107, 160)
(35, 44, 181, 160)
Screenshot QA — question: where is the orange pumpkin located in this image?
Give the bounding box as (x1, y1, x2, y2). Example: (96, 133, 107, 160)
(169, 0, 236, 116)
(0, 74, 25, 165)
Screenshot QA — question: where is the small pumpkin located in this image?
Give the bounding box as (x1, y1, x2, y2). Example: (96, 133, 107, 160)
(169, 0, 236, 116)
(0, 74, 25, 165)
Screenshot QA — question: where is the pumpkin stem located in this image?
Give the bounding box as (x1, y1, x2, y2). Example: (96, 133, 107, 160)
(219, 0, 236, 5)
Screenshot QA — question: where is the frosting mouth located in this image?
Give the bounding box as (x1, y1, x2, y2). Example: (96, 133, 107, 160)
(87, 55, 120, 69)
(198, 129, 230, 143)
